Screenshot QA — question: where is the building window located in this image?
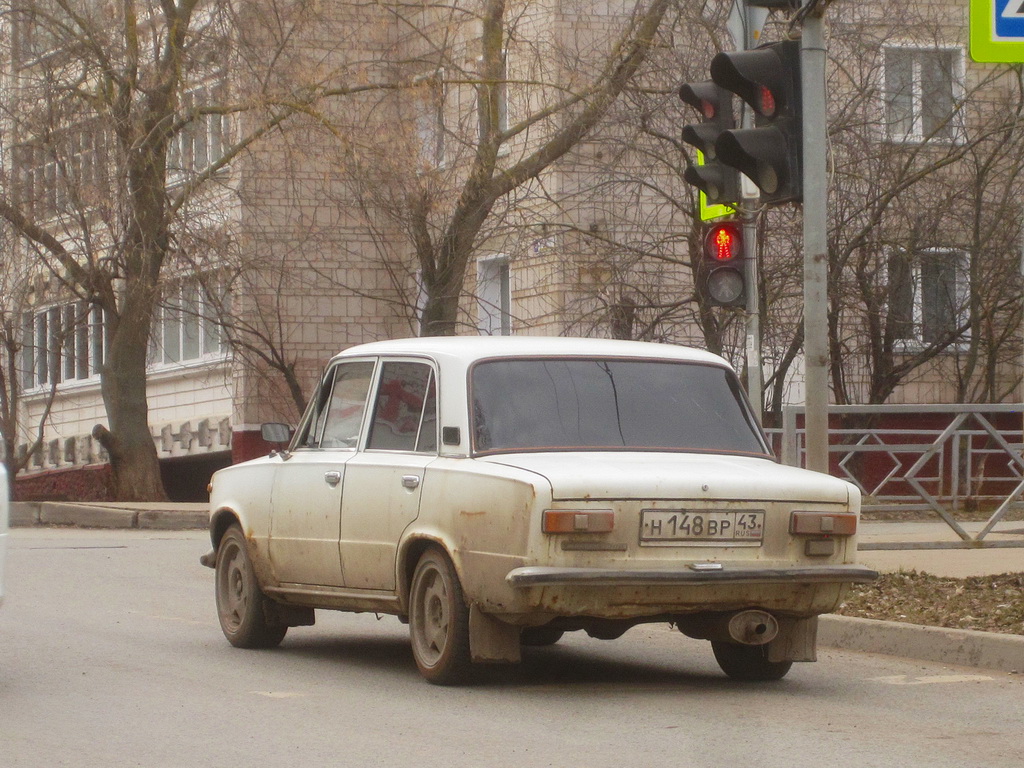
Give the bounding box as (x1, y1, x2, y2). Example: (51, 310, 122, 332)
(414, 72, 445, 168)
(888, 249, 969, 345)
(168, 81, 229, 183)
(20, 302, 106, 389)
(152, 279, 227, 366)
(477, 256, 511, 336)
(11, 0, 63, 68)
(883, 46, 963, 143)
(477, 50, 508, 141)
(14, 124, 110, 220)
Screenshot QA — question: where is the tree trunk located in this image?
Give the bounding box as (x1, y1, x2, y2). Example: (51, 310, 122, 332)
(94, 320, 167, 500)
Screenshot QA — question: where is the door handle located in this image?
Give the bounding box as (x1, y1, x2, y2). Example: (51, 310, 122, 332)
(402, 475, 421, 489)
(324, 471, 342, 487)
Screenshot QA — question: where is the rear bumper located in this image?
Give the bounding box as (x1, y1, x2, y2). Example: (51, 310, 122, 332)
(506, 563, 879, 588)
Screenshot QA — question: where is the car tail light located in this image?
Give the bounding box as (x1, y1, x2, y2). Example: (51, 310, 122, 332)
(542, 509, 614, 534)
(790, 511, 858, 536)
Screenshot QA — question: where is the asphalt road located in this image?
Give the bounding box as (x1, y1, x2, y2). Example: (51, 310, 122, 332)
(1, 529, 1022, 768)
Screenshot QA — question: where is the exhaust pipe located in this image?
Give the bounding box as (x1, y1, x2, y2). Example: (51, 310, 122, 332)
(727, 610, 779, 646)
(677, 610, 780, 646)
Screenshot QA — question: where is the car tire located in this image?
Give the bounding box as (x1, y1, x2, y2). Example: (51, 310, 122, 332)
(520, 627, 565, 647)
(215, 524, 288, 649)
(409, 548, 473, 685)
(711, 641, 793, 681)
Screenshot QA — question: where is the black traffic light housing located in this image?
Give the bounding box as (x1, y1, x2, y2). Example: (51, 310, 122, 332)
(698, 220, 745, 308)
(711, 39, 802, 205)
(678, 81, 740, 207)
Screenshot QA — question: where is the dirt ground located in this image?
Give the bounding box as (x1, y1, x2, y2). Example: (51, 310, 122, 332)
(837, 571, 1024, 635)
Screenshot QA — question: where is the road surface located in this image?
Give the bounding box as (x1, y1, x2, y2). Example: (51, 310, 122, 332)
(1, 528, 1021, 767)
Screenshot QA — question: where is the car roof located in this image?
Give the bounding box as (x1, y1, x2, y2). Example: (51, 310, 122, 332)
(330, 336, 731, 369)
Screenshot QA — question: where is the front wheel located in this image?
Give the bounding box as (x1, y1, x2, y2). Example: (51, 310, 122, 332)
(408, 548, 472, 685)
(215, 525, 287, 649)
(711, 641, 793, 681)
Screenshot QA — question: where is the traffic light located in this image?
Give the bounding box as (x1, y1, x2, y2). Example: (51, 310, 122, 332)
(698, 220, 745, 307)
(678, 81, 740, 207)
(710, 39, 802, 205)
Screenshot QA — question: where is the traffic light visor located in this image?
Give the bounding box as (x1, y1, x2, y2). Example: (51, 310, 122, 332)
(710, 42, 795, 118)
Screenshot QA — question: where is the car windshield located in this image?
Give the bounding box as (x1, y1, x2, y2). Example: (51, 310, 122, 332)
(471, 358, 768, 456)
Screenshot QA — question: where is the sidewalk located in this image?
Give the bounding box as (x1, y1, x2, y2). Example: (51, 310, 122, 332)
(9, 502, 1024, 674)
(857, 519, 1024, 578)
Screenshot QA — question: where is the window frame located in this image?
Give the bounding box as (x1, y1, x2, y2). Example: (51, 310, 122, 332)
(476, 254, 512, 336)
(149, 277, 229, 370)
(167, 78, 230, 186)
(886, 247, 971, 348)
(20, 301, 106, 391)
(413, 70, 447, 169)
(881, 43, 966, 144)
(476, 48, 509, 143)
(365, 359, 439, 454)
(292, 358, 378, 452)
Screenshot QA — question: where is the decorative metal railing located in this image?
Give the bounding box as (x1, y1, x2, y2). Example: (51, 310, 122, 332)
(767, 404, 1024, 550)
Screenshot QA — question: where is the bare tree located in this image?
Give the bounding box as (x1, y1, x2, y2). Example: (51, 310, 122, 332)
(0, 228, 66, 492)
(325, 0, 672, 337)
(0, 1, 385, 499)
(823, 8, 1024, 407)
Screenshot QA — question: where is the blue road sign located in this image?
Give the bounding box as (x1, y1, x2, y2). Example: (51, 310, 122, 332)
(995, 0, 1024, 39)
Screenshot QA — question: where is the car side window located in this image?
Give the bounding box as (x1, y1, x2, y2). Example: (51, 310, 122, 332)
(367, 361, 437, 452)
(308, 361, 375, 450)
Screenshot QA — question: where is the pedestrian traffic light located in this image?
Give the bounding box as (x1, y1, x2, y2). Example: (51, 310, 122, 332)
(679, 81, 740, 208)
(710, 39, 802, 205)
(698, 220, 745, 307)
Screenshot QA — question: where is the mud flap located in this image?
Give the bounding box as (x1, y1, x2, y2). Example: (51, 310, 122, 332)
(469, 604, 522, 664)
(266, 602, 316, 628)
(768, 616, 818, 663)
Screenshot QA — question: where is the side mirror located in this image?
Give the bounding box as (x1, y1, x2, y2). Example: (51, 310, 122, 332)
(261, 422, 292, 445)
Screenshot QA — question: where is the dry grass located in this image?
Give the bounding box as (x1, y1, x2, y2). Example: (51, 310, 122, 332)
(837, 571, 1024, 635)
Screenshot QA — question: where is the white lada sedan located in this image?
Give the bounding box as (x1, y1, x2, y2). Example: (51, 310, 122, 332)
(202, 337, 876, 684)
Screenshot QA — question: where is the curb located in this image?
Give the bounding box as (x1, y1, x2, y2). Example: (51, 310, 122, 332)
(10, 501, 208, 530)
(819, 614, 1024, 675)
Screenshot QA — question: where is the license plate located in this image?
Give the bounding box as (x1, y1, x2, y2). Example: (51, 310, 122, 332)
(639, 509, 765, 546)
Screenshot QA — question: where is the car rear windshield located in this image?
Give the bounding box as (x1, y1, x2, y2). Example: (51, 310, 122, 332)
(471, 358, 769, 456)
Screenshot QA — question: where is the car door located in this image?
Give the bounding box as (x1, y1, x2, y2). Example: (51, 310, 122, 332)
(339, 359, 438, 591)
(268, 358, 376, 587)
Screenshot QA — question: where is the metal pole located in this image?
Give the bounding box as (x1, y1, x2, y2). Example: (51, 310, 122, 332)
(801, 8, 829, 473)
(742, 3, 762, 421)
(744, 216, 761, 420)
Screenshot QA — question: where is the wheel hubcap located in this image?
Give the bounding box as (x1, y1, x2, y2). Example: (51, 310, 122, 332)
(218, 542, 248, 632)
(415, 565, 449, 665)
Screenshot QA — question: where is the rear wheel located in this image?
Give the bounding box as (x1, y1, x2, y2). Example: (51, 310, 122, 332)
(215, 525, 287, 649)
(408, 548, 472, 685)
(712, 641, 792, 681)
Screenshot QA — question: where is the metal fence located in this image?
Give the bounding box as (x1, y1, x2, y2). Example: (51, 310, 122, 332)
(766, 404, 1024, 550)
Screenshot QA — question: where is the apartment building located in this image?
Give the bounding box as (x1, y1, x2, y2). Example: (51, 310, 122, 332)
(0, 1, 1020, 500)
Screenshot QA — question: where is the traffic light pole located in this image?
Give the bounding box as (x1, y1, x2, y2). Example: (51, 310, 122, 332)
(801, 8, 829, 473)
(743, 210, 761, 420)
(740, 4, 762, 421)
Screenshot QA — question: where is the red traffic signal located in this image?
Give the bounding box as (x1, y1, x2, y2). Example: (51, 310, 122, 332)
(699, 222, 745, 307)
(705, 221, 742, 261)
(710, 39, 802, 205)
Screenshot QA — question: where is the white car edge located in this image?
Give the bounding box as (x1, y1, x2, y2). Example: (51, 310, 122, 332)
(0, 464, 8, 608)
